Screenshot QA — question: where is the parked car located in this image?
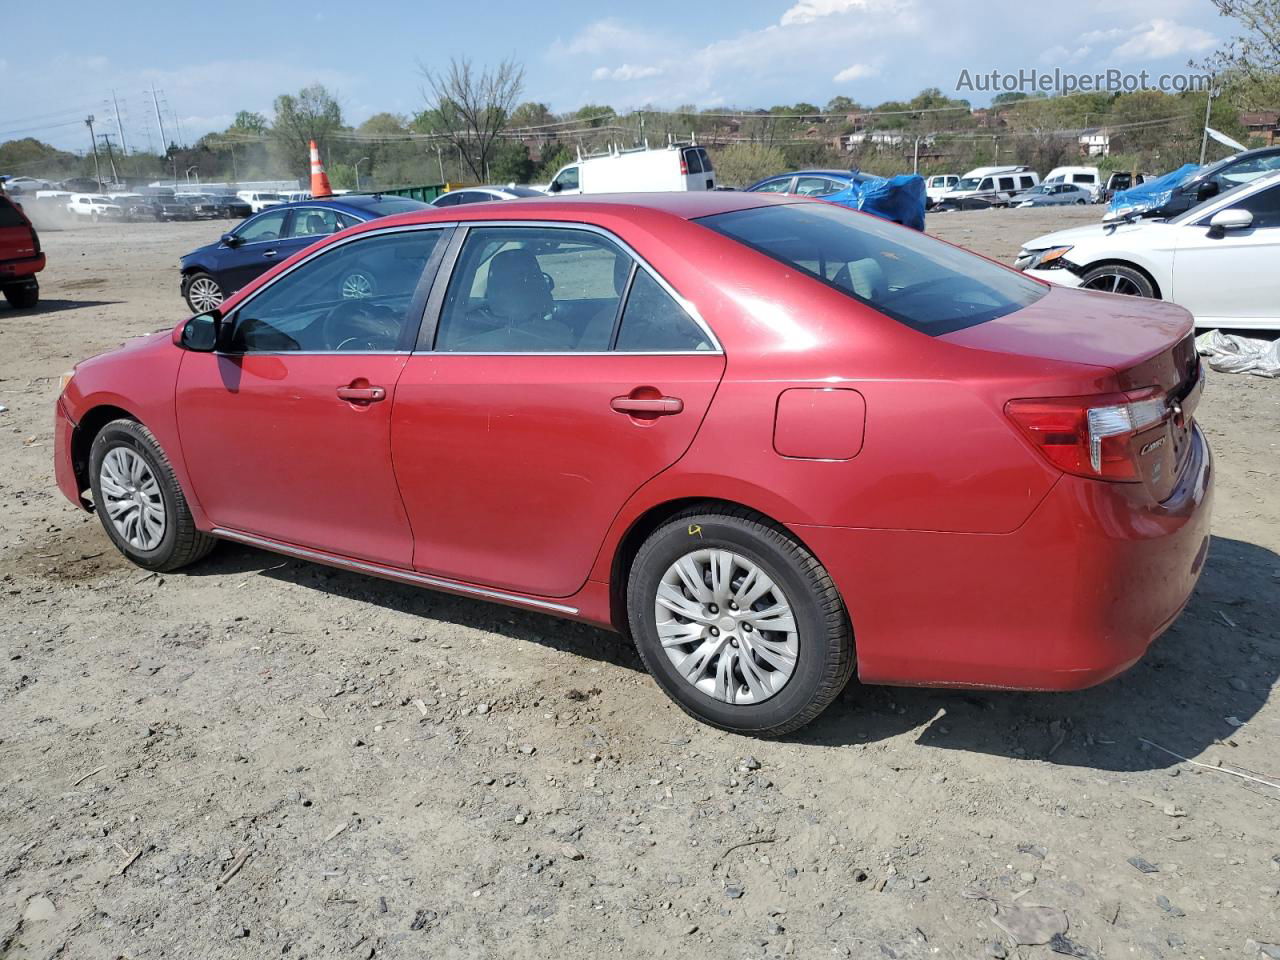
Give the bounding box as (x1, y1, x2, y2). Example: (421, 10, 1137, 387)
(205, 194, 252, 218)
(66, 194, 124, 221)
(1107, 147, 1280, 221)
(1, 176, 51, 195)
(1010, 183, 1093, 207)
(178, 193, 433, 312)
(154, 196, 197, 222)
(1042, 165, 1102, 201)
(58, 192, 1211, 737)
(940, 166, 1039, 207)
(176, 195, 220, 219)
(924, 174, 959, 206)
(236, 191, 285, 214)
(1016, 169, 1280, 329)
(111, 194, 162, 222)
(432, 185, 546, 206)
(744, 170, 927, 229)
(0, 193, 44, 308)
(543, 144, 715, 195)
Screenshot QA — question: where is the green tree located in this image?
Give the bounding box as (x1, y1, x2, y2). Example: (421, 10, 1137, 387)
(272, 84, 344, 176)
(510, 102, 555, 129)
(1201, 0, 1280, 106)
(491, 141, 535, 183)
(711, 142, 786, 187)
(419, 56, 524, 181)
(231, 110, 269, 135)
(575, 104, 616, 127)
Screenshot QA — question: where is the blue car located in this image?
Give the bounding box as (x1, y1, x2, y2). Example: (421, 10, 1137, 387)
(179, 194, 432, 313)
(744, 169, 927, 231)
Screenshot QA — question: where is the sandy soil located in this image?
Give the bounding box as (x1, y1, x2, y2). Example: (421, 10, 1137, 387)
(2, 208, 1278, 960)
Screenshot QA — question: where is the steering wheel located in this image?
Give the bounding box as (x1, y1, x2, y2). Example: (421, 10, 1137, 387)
(323, 300, 400, 351)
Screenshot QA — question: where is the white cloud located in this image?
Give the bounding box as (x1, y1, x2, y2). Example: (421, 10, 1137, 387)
(781, 0, 877, 26)
(593, 63, 664, 82)
(833, 63, 877, 83)
(1039, 44, 1092, 64)
(1110, 18, 1215, 58)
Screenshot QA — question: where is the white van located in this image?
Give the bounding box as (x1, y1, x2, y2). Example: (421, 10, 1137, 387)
(544, 144, 716, 195)
(1043, 165, 1101, 201)
(941, 166, 1039, 207)
(924, 174, 959, 204)
(236, 190, 285, 213)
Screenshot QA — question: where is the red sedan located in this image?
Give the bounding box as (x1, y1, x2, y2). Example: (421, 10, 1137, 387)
(54, 193, 1211, 736)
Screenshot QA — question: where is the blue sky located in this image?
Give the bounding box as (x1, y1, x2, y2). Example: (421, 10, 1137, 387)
(2, 0, 1227, 152)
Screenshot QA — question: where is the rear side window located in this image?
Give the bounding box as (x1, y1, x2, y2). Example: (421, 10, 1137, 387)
(1072, 174, 1095, 185)
(0, 198, 27, 227)
(1019, 176, 1035, 189)
(998, 177, 1016, 191)
(699, 203, 1045, 336)
(614, 269, 713, 352)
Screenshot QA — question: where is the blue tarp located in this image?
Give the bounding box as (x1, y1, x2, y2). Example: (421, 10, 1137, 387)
(1108, 163, 1200, 218)
(849, 173, 927, 231)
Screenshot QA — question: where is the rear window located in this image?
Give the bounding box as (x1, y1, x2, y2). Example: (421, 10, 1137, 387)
(698, 202, 1045, 336)
(698, 148, 713, 172)
(0, 198, 27, 227)
(683, 148, 704, 174)
(348, 197, 432, 216)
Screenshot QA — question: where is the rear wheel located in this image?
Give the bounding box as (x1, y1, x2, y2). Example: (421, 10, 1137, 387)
(184, 272, 225, 313)
(2, 280, 38, 309)
(88, 419, 215, 571)
(627, 508, 853, 737)
(1080, 263, 1155, 298)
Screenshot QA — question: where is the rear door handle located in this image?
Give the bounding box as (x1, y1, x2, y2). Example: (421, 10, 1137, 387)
(336, 385, 386, 403)
(610, 396, 683, 415)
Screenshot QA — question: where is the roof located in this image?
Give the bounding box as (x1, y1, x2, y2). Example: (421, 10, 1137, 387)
(374, 191, 782, 230)
(1240, 111, 1280, 125)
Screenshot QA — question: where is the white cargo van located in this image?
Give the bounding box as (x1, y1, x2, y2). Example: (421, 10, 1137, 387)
(1043, 165, 1101, 201)
(236, 190, 285, 213)
(544, 144, 716, 195)
(924, 174, 959, 204)
(941, 166, 1039, 206)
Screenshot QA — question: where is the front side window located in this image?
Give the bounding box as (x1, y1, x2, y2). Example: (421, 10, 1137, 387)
(751, 177, 794, 194)
(551, 166, 580, 192)
(1207, 182, 1280, 229)
(435, 227, 631, 352)
(235, 210, 287, 244)
(228, 229, 442, 353)
(979, 178, 994, 191)
(699, 202, 1044, 336)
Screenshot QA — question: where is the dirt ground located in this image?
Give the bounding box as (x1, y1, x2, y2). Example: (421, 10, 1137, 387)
(2, 207, 1278, 960)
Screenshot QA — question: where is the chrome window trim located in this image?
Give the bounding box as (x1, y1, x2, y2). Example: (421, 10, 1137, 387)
(216, 222, 458, 357)
(415, 219, 724, 356)
(211, 527, 579, 615)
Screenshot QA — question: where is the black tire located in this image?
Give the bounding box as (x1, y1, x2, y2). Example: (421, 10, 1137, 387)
(2, 280, 38, 309)
(88, 418, 215, 572)
(183, 271, 225, 314)
(1080, 263, 1155, 298)
(627, 507, 853, 738)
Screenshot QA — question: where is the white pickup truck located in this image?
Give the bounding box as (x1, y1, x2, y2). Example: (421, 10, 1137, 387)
(66, 194, 124, 221)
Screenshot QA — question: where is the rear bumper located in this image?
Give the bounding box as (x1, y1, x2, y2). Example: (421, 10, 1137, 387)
(799, 423, 1213, 691)
(0, 253, 46, 281)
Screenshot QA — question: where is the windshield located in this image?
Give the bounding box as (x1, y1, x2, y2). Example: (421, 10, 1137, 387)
(698, 202, 1045, 336)
(258, 193, 282, 201)
(955, 177, 982, 191)
(349, 196, 432, 215)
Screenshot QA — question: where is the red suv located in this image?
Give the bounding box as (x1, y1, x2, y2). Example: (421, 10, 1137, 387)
(0, 194, 44, 308)
(53, 193, 1211, 736)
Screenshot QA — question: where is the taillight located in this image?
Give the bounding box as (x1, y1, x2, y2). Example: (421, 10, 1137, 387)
(1005, 389, 1170, 481)
(680, 158, 689, 175)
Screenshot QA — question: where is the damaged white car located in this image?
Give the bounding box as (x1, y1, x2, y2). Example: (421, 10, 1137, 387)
(1016, 170, 1280, 330)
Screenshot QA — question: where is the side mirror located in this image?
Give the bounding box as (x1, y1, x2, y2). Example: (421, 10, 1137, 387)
(178, 313, 221, 352)
(1195, 181, 1219, 201)
(221, 232, 241, 247)
(548, 181, 562, 194)
(1208, 208, 1253, 233)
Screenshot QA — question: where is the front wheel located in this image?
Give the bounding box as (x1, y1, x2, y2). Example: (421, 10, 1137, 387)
(184, 272, 225, 313)
(89, 419, 215, 571)
(1080, 263, 1155, 298)
(627, 508, 853, 737)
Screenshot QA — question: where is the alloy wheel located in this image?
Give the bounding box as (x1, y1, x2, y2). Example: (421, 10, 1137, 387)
(341, 271, 376, 299)
(1081, 272, 1145, 296)
(654, 548, 799, 704)
(99, 447, 167, 551)
(187, 277, 224, 312)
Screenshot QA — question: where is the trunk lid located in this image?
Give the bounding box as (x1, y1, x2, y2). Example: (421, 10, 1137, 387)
(945, 284, 1201, 502)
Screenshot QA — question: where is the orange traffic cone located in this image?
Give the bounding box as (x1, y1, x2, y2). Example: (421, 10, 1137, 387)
(309, 139, 332, 198)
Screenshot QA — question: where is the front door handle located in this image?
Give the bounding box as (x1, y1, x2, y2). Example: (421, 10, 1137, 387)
(336, 385, 386, 404)
(611, 396, 683, 415)
(262, 248, 278, 258)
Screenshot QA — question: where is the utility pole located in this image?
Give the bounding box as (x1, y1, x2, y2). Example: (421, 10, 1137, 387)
(150, 86, 168, 154)
(436, 145, 444, 182)
(913, 136, 921, 174)
(111, 90, 128, 155)
(98, 134, 119, 184)
(1199, 85, 1220, 165)
(85, 115, 102, 188)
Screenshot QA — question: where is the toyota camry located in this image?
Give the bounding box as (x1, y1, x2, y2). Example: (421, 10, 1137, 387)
(55, 192, 1212, 736)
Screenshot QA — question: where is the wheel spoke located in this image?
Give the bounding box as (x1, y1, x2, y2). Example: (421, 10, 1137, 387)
(656, 582, 712, 623)
(673, 555, 711, 604)
(656, 619, 705, 648)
